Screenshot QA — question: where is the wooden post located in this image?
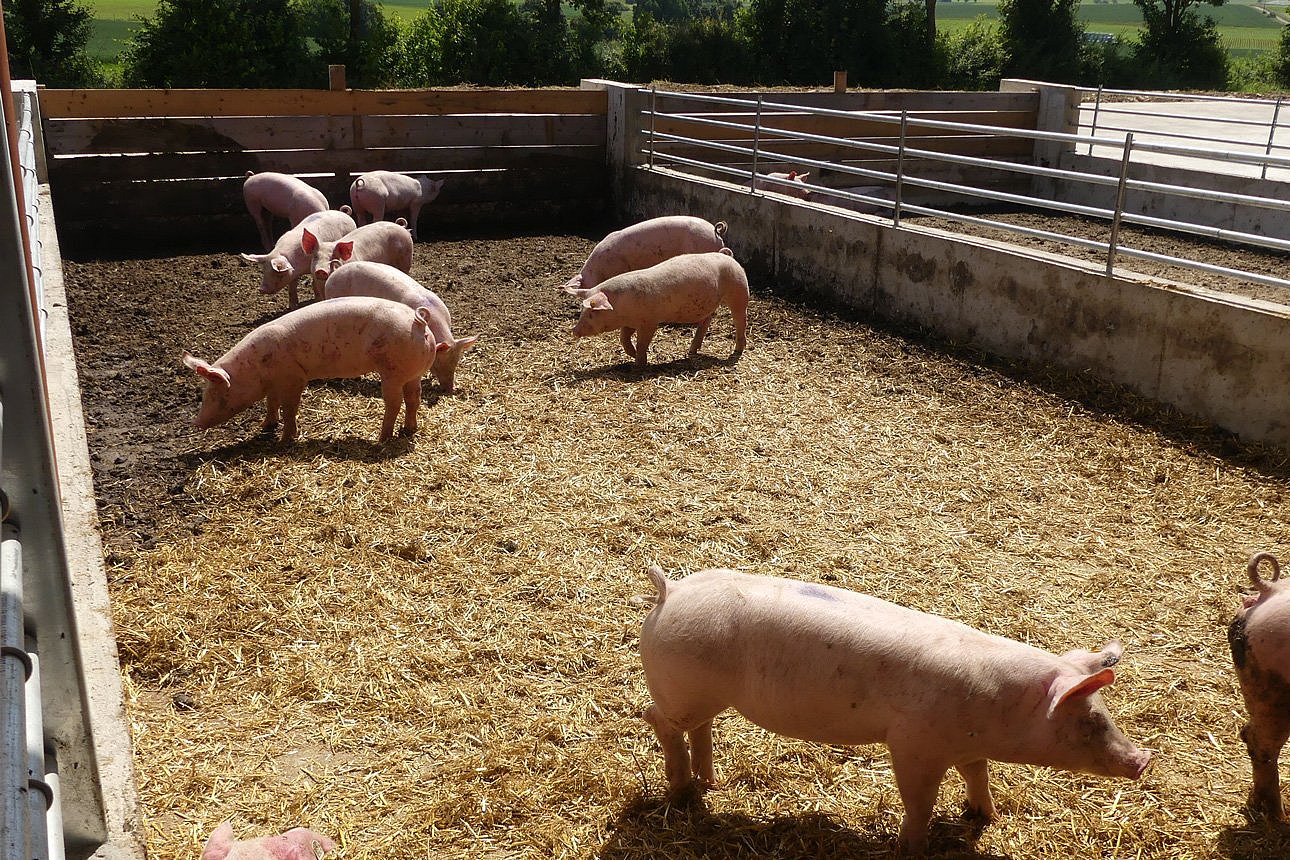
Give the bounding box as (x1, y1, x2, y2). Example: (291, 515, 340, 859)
(329, 65, 347, 91)
(833, 71, 847, 93)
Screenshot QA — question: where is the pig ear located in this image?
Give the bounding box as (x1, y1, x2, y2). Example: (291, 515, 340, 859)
(456, 335, 479, 352)
(239, 252, 267, 264)
(787, 171, 798, 179)
(301, 228, 318, 254)
(581, 293, 613, 312)
(183, 353, 231, 388)
(798, 172, 810, 181)
(270, 256, 292, 273)
(335, 241, 355, 261)
(1059, 640, 1123, 673)
(1048, 668, 1116, 717)
(436, 341, 450, 353)
(201, 822, 235, 860)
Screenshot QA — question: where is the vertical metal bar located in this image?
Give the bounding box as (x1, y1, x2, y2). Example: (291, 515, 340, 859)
(24, 635, 48, 860)
(2, 524, 29, 860)
(42, 754, 63, 860)
(648, 86, 657, 170)
(1107, 132, 1134, 277)
(1262, 95, 1283, 181)
(1087, 85, 1103, 155)
(751, 94, 763, 194)
(893, 111, 908, 228)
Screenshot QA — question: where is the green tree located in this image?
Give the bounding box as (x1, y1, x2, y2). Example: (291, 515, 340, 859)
(635, 0, 690, 23)
(937, 16, 1004, 90)
(4, 0, 104, 87)
(1130, 0, 1227, 88)
(123, 0, 316, 88)
(297, 0, 402, 87)
(398, 0, 535, 85)
(997, 0, 1084, 82)
(1270, 24, 1290, 87)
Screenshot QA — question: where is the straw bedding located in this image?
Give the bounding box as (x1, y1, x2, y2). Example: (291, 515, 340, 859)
(62, 226, 1290, 859)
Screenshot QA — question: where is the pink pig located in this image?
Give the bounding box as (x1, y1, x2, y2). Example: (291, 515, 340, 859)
(201, 821, 335, 860)
(748, 170, 812, 199)
(563, 215, 727, 296)
(242, 171, 331, 251)
(1228, 551, 1290, 818)
(239, 210, 355, 308)
(640, 567, 1151, 854)
(348, 170, 445, 239)
(569, 249, 748, 366)
(324, 260, 478, 393)
(303, 219, 414, 300)
(183, 296, 445, 442)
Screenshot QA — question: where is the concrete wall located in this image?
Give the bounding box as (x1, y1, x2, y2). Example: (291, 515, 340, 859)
(621, 165, 1290, 448)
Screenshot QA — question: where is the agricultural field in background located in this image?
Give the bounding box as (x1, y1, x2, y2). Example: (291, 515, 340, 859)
(84, 0, 1290, 67)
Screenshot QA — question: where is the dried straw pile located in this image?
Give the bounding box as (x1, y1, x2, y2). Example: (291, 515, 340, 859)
(84, 236, 1290, 859)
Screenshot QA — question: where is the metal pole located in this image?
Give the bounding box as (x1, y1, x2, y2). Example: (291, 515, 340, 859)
(751, 94, 763, 194)
(1262, 95, 1283, 181)
(2, 524, 29, 860)
(648, 86, 657, 170)
(1107, 132, 1134, 277)
(894, 111, 908, 228)
(1088, 85, 1103, 156)
(24, 635, 48, 860)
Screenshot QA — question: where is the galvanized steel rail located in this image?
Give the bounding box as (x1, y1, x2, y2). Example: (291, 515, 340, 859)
(639, 87, 1290, 295)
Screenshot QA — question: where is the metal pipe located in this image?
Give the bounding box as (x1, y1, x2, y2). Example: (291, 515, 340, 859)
(42, 754, 63, 860)
(1088, 104, 1276, 130)
(1079, 85, 1285, 107)
(1087, 85, 1103, 155)
(894, 111, 908, 228)
(647, 86, 656, 170)
(1262, 95, 1283, 181)
(2, 524, 29, 860)
(24, 634, 48, 860)
(1107, 133, 1134, 277)
(750, 94, 762, 194)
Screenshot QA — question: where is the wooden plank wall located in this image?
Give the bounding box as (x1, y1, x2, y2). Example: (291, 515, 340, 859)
(39, 88, 611, 255)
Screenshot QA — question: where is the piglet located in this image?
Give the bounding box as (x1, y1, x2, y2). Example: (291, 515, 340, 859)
(183, 296, 445, 442)
(239, 210, 355, 308)
(348, 170, 445, 239)
(1228, 551, 1290, 818)
(563, 215, 727, 297)
(242, 171, 331, 251)
(640, 567, 1151, 854)
(201, 821, 335, 860)
(303, 219, 414, 300)
(324, 260, 478, 393)
(748, 170, 812, 199)
(569, 249, 748, 366)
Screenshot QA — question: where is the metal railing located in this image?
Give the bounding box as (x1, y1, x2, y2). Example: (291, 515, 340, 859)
(1079, 86, 1288, 180)
(638, 87, 1290, 296)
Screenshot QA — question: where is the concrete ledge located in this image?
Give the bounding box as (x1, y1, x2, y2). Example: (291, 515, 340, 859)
(38, 184, 144, 860)
(624, 166, 1290, 448)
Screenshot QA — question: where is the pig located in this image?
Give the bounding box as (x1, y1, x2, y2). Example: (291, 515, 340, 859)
(1228, 550, 1290, 819)
(201, 821, 335, 860)
(562, 216, 728, 297)
(639, 567, 1151, 854)
(748, 170, 812, 199)
(182, 296, 446, 442)
(242, 171, 331, 251)
(569, 249, 748, 366)
(348, 170, 445, 239)
(323, 260, 478, 394)
(239, 210, 356, 308)
(303, 219, 414, 300)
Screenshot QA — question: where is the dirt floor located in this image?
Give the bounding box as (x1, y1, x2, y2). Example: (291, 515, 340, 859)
(62, 223, 1290, 860)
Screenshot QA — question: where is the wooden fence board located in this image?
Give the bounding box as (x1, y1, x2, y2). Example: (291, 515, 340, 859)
(39, 88, 607, 119)
(44, 113, 608, 156)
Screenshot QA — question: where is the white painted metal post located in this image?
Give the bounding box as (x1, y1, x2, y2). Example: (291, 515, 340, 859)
(2, 523, 28, 860)
(648, 86, 657, 170)
(1262, 95, 1283, 181)
(1088, 85, 1103, 155)
(894, 111, 908, 228)
(751, 94, 763, 194)
(1107, 132, 1134, 277)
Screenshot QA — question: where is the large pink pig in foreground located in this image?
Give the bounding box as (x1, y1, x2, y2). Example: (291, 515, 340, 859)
(639, 567, 1151, 854)
(201, 821, 335, 860)
(183, 296, 444, 442)
(563, 215, 727, 296)
(303, 219, 414, 300)
(348, 170, 445, 239)
(570, 250, 748, 366)
(242, 171, 331, 251)
(1228, 551, 1290, 818)
(324, 260, 478, 393)
(239, 210, 355, 308)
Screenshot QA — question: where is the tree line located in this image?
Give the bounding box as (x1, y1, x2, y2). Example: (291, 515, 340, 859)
(10, 0, 1290, 92)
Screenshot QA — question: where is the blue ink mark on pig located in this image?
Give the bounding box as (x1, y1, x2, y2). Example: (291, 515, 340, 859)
(798, 584, 837, 601)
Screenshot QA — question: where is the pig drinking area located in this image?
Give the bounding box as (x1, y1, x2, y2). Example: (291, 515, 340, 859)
(63, 226, 1290, 859)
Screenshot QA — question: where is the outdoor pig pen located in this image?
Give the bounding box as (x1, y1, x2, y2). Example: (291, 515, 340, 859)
(62, 227, 1290, 859)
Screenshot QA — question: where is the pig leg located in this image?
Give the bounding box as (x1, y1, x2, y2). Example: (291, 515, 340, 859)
(377, 378, 406, 442)
(644, 704, 693, 792)
(401, 378, 422, 436)
(287, 278, 300, 309)
(729, 302, 748, 359)
(619, 327, 637, 358)
(407, 203, 421, 240)
(279, 381, 307, 442)
(955, 759, 995, 819)
(891, 750, 948, 854)
(261, 392, 282, 434)
(633, 324, 659, 367)
(688, 315, 713, 359)
(1240, 700, 1290, 818)
(689, 720, 718, 788)
(250, 206, 274, 251)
